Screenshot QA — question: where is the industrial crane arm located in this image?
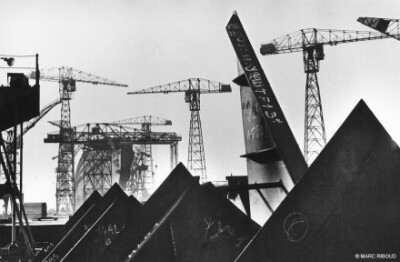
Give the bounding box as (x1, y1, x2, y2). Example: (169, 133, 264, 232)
(357, 17, 400, 40)
(28, 66, 128, 87)
(127, 78, 231, 95)
(111, 115, 172, 126)
(260, 28, 391, 55)
(23, 98, 61, 135)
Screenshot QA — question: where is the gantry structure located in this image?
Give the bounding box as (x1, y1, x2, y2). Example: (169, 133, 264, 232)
(44, 122, 181, 204)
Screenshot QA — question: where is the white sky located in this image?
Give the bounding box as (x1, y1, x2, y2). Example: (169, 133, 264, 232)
(1, 0, 399, 209)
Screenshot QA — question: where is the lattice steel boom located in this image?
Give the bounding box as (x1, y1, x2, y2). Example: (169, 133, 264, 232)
(128, 78, 231, 182)
(29, 67, 127, 214)
(260, 28, 392, 164)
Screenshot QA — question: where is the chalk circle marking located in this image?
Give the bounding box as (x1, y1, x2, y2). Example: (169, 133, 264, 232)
(283, 212, 309, 242)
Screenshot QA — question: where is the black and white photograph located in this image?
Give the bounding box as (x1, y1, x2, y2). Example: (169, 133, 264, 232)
(0, 0, 399, 261)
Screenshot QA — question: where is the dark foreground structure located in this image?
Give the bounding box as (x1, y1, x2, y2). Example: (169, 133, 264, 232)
(235, 100, 400, 261)
(33, 98, 400, 261)
(34, 100, 400, 261)
(34, 163, 260, 262)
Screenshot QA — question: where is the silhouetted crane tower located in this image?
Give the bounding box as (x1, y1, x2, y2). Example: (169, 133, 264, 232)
(29, 67, 127, 214)
(260, 29, 392, 164)
(112, 115, 173, 198)
(128, 78, 231, 182)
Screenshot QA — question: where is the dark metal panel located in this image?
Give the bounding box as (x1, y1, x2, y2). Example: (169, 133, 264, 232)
(96, 163, 197, 262)
(170, 183, 260, 262)
(64, 190, 102, 232)
(127, 182, 260, 262)
(127, 221, 177, 262)
(40, 184, 127, 262)
(0, 74, 40, 131)
(62, 193, 142, 262)
(236, 100, 400, 261)
(142, 163, 198, 220)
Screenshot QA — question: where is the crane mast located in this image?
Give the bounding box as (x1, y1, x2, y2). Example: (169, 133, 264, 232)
(260, 29, 391, 164)
(128, 78, 231, 183)
(29, 67, 127, 214)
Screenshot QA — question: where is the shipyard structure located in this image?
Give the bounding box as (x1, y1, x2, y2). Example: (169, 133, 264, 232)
(0, 12, 399, 262)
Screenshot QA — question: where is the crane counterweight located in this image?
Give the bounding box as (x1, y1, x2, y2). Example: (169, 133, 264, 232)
(358, 17, 400, 41)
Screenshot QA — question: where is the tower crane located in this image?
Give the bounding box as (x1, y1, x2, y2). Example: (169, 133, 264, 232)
(111, 115, 173, 198)
(260, 29, 392, 164)
(127, 78, 231, 182)
(44, 122, 181, 205)
(29, 67, 128, 214)
(357, 17, 400, 40)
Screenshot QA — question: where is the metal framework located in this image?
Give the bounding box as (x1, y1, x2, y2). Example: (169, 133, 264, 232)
(260, 28, 392, 164)
(111, 115, 172, 198)
(45, 123, 182, 203)
(82, 149, 112, 199)
(128, 78, 231, 182)
(29, 67, 127, 214)
(1, 98, 61, 215)
(358, 17, 400, 40)
(0, 56, 39, 259)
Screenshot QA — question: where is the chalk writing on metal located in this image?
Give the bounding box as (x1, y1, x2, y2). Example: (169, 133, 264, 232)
(283, 212, 309, 242)
(203, 217, 248, 248)
(227, 14, 284, 125)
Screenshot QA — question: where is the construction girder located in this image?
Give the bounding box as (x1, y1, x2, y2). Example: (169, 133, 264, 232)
(357, 17, 400, 40)
(44, 123, 181, 146)
(21, 98, 61, 135)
